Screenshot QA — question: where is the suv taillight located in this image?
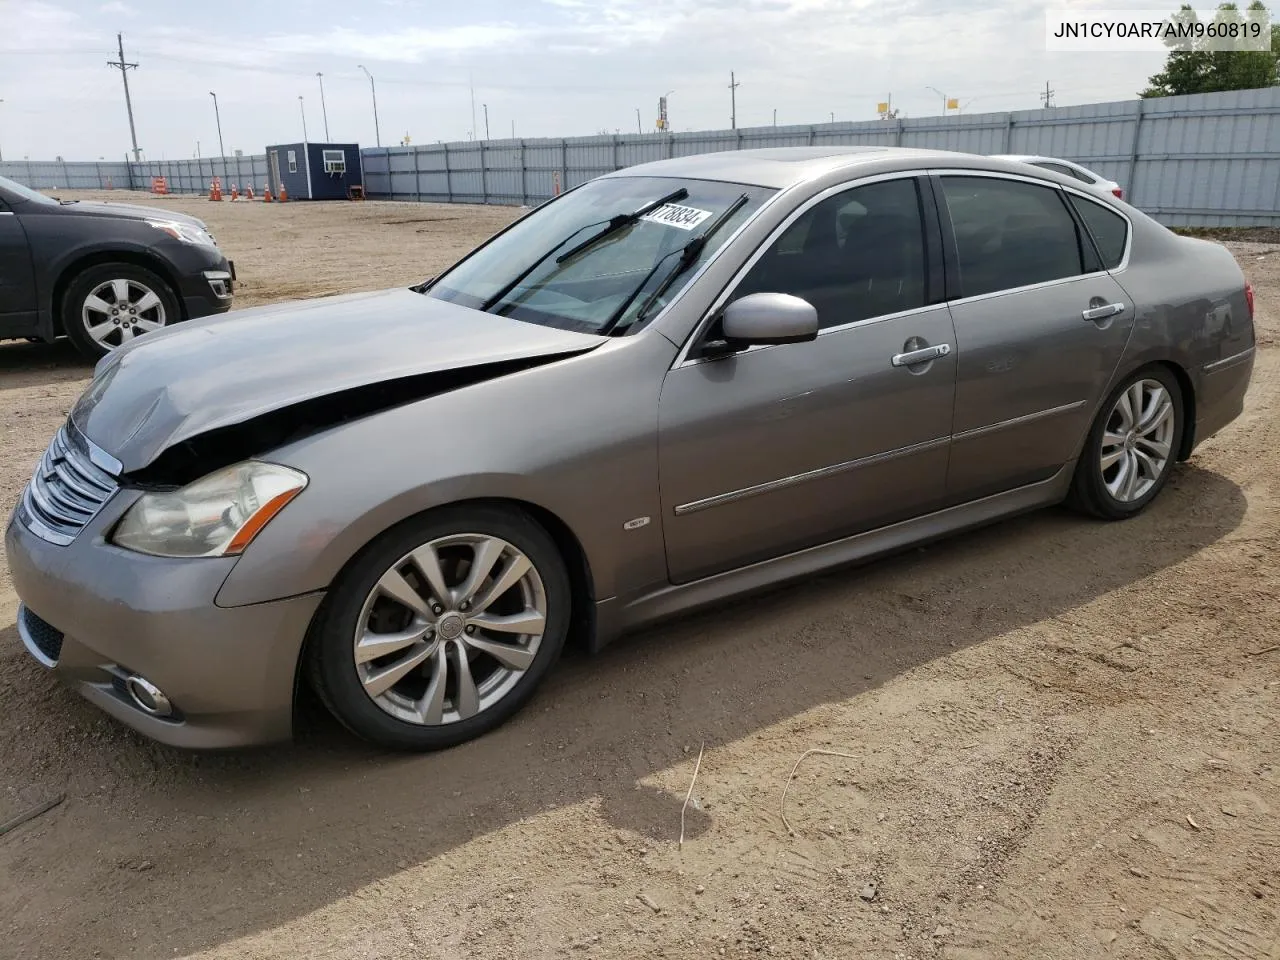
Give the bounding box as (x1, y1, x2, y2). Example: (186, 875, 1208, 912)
(1245, 282, 1255, 321)
(1112, 187, 1124, 199)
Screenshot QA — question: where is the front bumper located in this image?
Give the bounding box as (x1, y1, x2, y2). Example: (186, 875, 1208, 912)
(174, 248, 235, 320)
(5, 499, 322, 749)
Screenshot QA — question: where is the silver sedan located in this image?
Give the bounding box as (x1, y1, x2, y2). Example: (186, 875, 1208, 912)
(6, 146, 1256, 750)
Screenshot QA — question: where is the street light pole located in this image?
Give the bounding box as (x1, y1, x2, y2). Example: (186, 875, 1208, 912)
(357, 64, 381, 148)
(316, 72, 330, 140)
(299, 95, 308, 142)
(209, 91, 225, 157)
(926, 85, 948, 114)
(483, 103, 489, 140)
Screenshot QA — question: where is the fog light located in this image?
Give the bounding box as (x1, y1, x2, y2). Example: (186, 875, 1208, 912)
(124, 675, 173, 717)
(203, 270, 232, 299)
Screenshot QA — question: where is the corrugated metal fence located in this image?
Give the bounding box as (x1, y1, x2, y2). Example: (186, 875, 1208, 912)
(0, 155, 269, 194)
(2, 87, 1277, 227)
(360, 87, 1280, 228)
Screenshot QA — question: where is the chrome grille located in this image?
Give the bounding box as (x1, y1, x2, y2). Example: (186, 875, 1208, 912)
(20, 424, 120, 546)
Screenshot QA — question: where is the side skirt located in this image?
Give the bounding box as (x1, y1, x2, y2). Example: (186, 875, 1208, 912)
(591, 461, 1076, 650)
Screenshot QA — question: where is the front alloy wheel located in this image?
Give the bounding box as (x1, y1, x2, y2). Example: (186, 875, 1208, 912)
(308, 506, 571, 750)
(82, 278, 168, 348)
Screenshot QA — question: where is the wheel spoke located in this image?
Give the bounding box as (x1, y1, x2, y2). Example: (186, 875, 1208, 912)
(408, 544, 451, 606)
(118, 325, 137, 342)
(1137, 394, 1172, 435)
(1121, 451, 1141, 500)
(1114, 389, 1136, 432)
(470, 554, 533, 613)
(1099, 432, 1127, 470)
(1125, 383, 1145, 430)
(1133, 448, 1162, 485)
(83, 294, 113, 316)
(450, 642, 480, 719)
(456, 538, 505, 606)
(85, 319, 115, 343)
(376, 567, 433, 619)
(133, 290, 161, 313)
(462, 634, 535, 671)
(468, 610, 545, 636)
(361, 644, 434, 697)
(1134, 435, 1170, 460)
(1106, 451, 1131, 498)
(111, 279, 131, 304)
(355, 625, 431, 664)
(133, 319, 164, 333)
(415, 646, 449, 724)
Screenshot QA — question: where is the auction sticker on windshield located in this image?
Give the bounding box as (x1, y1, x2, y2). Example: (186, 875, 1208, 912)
(641, 203, 713, 231)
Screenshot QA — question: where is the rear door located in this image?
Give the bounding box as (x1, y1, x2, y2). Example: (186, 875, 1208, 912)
(657, 174, 957, 583)
(0, 198, 38, 332)
(935, 172, 1134, 502)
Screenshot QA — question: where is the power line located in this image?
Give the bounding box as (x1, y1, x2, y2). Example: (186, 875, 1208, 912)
(106, 33, 140, 162)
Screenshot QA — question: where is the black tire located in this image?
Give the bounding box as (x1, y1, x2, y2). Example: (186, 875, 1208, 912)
(1067, 365, 1185, 520)
(306, 504, 572, 751)
(61, 261, 180, 361)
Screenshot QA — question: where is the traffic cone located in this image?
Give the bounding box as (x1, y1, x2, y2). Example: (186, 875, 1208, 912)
(262, 183, 273, 202)
(230, 183, 239, 200)
(278, 183, 287, 203)
(245, 184, 254, 200)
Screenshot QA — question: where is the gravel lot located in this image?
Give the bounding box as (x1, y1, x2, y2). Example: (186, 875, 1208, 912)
(1, 192, 1277, 960)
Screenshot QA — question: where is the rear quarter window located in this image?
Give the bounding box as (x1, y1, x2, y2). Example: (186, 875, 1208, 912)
(1068, 194, 1129, 270)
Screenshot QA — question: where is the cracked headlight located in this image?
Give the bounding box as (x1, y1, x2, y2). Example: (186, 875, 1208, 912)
(112, 461, 307, 558)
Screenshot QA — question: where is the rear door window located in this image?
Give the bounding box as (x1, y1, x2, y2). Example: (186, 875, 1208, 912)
(940, 176, 1085, 299)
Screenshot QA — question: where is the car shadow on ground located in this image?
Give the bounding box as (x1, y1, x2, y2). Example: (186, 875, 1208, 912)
(0, 338, 93, 387)
(0, 462, 1248, 957)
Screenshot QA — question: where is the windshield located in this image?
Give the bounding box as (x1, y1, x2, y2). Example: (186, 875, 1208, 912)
(428, 176, 775, 334)
(0, 175, 59, 206)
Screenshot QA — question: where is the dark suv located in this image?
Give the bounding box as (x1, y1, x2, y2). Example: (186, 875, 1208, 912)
(0, 175, 234, 360)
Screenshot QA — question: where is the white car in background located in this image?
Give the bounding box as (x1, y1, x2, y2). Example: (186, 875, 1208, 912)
(992, 154, 1125, 200)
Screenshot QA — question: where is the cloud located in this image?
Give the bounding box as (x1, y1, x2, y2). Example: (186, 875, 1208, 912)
(99, 1, 138, 16)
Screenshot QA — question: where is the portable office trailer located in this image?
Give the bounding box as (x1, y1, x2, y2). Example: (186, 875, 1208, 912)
(265, 142, 363, 200)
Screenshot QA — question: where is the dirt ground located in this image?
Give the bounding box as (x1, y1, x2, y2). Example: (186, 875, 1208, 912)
(1, 192, 1277, 960)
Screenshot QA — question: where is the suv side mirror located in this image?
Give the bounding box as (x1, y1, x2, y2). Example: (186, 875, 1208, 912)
(720, 292, 819, 347)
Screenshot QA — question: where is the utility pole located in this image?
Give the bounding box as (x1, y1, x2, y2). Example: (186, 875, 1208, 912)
(636, 108, 642, 134)
(209, 91, 225, 157)
(358, 65, 381, 147)
(107, 33, 140, 162)
(299, 95, 308, 142)
(483, 103, 489, 140)
(1041, 80, 1055, 108)
(729, 71, 740, 129)
(316, 72, 330, 140)
(773, 108, 776, 127)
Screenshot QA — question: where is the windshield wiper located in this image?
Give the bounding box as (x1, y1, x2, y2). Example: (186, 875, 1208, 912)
(600, 193, 750, 334)
(479, 188, 689, 312)
(553, 188, 688, 265)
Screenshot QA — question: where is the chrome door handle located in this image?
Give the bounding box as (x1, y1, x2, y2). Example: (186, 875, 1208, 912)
(891, 343, 951, 367)
(1082, 302, 1125, 321)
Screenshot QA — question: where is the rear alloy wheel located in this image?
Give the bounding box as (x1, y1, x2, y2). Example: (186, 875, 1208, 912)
(62, 262, 179, 360)
(1068, 366, 1184, 520)
(307, 506, 571, 750)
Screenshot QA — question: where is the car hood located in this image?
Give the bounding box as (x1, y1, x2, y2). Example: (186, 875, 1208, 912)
(56, 200, 208, 229)
(72, 288, 608, 472)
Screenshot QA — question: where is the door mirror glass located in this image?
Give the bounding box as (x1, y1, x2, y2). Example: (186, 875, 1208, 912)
(720, 292, 818, 346)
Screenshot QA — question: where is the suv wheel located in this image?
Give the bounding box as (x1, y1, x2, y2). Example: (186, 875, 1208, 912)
(62, 262, 179, 360)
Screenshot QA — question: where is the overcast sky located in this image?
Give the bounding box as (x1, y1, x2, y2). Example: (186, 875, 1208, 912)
(1, 0, 1170, 161)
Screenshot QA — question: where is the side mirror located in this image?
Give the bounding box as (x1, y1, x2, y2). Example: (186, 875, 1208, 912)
(720, 292, 819, 347)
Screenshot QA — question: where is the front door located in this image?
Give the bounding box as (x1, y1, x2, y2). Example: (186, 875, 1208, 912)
(657, 175, 957, 584)
(0, 203, 37, 333)
(935, 174, 1136, 502)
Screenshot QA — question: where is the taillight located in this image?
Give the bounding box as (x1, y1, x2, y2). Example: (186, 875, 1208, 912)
(1112, 187, 1124, 199)
(1245, 282, 1255, 321)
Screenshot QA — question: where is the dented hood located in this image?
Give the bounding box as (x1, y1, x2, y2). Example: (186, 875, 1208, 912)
(72, 287, 607, 471)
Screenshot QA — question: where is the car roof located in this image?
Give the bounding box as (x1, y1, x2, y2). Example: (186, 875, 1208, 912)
(603, 146, 1023, 190)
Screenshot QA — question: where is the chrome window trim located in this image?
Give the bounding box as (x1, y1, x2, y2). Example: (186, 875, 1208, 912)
(671, 169, 932, 369)
(953, 399, 1087, 442)
(930, 167, 1134, 280)
(674, 435, 950, 516)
